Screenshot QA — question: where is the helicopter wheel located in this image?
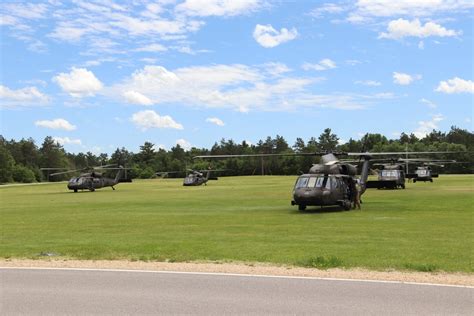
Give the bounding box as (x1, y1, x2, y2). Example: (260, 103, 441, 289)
(298, 205, 306, 211)
(74, 189, 78, 193)
(430, 179, 433, 182)
(343, 201, 351, 211)
(89, 188, 95, 192)
(401, 184, 405, 189)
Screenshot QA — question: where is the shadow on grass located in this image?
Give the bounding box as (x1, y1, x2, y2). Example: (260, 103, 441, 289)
(404, 263, 439, 272)
(290, 205, 351, 215)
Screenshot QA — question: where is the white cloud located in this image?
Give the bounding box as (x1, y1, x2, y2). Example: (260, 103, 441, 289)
(176, 138, 192, 150)
(131, 110, 183, 130)
(35, 118, 76, 131)
(0, 85, 49, 108)
(2, 3, 48, 20)
(123, 91, 153, 105)
(418, 41, 425, 49)
(135, 43, 168, 52)
(52, 136, 82, 145)
(435, 77, 474, 94)
(302, 59, 337, 71)
(393, 72, 421, 85)
(420, 98, 437, 108)
(355, 80, 381, 86)
(379, 19, 460, 39)
(262, 62, 291, 77)
(311, 3, 347, 18)
(53, 68, 103, 97)
(351, 0, 474, 19)
(107, 63, 390, 112)
(177, 0, 262, 17)
(206, 117, 225, 126)
(413, 114, 444, 138)
(253, 24, 298, 48)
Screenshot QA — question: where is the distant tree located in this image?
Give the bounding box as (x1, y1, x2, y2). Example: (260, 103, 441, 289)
(138, 141, 155, 165)
(318, 128, 339, 151)
(110, 147, 133, 166)
(12, 164, 36, 183)
(293, 137, 305, 153)
(39, 136, 68, 169)
(0, 144, 15, 183)
(171, 144, 186, 162)
(361, 133, 388, 151)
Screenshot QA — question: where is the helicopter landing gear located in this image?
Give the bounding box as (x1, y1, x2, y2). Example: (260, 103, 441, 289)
(401, 184, 405, 189)
(343, 201, 352, 211)
(430, 179, 433, 182)
(298, 205, 306, 211)
(74, 189, 78, 193)
(112, 186, 115, 190)
(89, 188, 95, 192)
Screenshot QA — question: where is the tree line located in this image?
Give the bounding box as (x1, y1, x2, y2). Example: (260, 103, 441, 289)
(1, 127, 472, 183)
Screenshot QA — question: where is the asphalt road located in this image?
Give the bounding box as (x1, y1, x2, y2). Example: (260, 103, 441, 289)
(1, 268, 472, 315)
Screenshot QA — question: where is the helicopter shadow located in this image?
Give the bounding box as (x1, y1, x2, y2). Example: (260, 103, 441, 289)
(290, 205, 351, 215)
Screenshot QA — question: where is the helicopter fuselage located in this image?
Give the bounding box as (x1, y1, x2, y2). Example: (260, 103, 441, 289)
(67, 176, 118, 192)
(67, 168, 124, 192)
(366, 165, 406, 189)
(413, 167, 437, 182)
(182, 173, 208, 186)
(291, 174, 352, 210)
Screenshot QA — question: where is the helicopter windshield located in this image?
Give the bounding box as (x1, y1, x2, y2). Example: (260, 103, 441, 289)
(381, 170, 399, 177)
(416, 169, 428, 176)
(183, 175, 195, 184)
(295, 176, 330, 189)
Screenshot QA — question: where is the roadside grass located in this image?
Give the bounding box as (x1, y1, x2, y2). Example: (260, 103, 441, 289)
(0, 175, 472, 272)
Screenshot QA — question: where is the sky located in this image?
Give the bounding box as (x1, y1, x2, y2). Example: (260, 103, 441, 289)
(1, 0, 473, 154)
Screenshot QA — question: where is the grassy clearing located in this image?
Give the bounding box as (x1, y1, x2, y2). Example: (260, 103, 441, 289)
(0, 175, 472, 272)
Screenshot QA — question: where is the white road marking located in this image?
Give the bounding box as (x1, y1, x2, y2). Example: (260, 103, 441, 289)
(1, 266, 472, 289)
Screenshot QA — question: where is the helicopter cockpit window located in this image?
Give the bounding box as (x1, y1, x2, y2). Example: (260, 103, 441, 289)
(381, 170, 399, 177)
(307, 177, 318, 188)
(416, 169, 428, 176)
(295, 176, 328, 188)
(295, 177, 309, 188)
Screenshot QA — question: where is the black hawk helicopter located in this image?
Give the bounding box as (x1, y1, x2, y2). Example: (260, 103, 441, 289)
(409, 166, 437, 182)
(404, 159, 460, 182)
(47, 165, 126, 192)
(363, 157, 459, 189)
(155, 169, 222, 186)
(183, 169, 219, 186)
(367, 163, 406, 189)
(194, 151, 458, 211)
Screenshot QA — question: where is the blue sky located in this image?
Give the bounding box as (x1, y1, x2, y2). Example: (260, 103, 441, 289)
(1, 0, 473, 154)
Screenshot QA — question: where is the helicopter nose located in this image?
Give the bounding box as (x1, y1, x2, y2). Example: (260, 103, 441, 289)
(294, 188, 323, 204)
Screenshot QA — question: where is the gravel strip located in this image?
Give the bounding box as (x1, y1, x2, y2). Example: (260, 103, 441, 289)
(1, 259, 472, 286)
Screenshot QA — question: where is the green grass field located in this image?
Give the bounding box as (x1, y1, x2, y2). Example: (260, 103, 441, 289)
(1, 175, 473, 272)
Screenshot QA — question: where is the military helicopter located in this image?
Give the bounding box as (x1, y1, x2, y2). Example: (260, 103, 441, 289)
(155, 169, 222, 186)
(48, 165, 126, 192)
(404, 159, 458, 182)
(182, 169, 220, 186)
(366, 161, 406, 189)
(195, 151, 458, 211)
(408, 166, 438, 182)
(364, 157, 460, 189)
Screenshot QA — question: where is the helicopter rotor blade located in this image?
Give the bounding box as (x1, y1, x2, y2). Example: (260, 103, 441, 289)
(93, 164, 117, 169)
(194, 153, 311, 159)
(347, 151, 462, 156)
(49, 168, 85, 176)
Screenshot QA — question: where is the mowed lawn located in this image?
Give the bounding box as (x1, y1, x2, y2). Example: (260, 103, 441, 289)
(1, 175, 473, 272)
